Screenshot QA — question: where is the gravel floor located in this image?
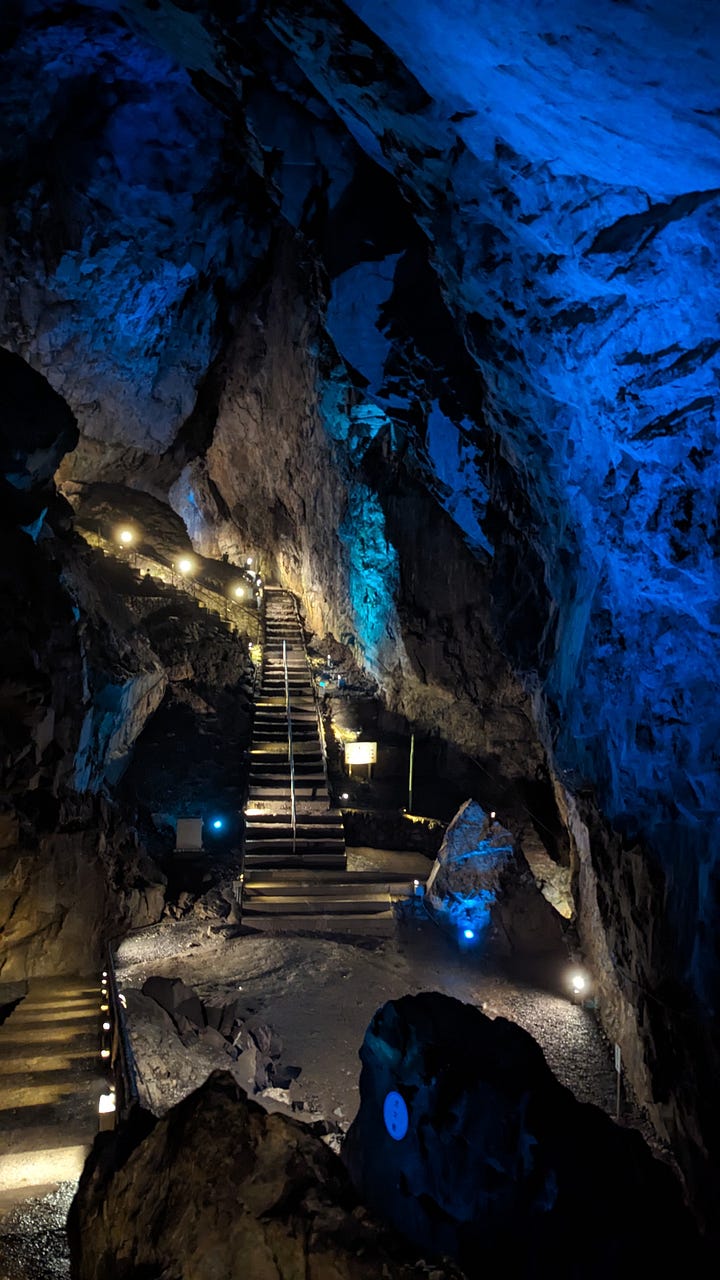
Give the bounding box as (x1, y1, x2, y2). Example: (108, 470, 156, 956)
(114, 909, 649, 1134)
(0, 1184, 74, 1280)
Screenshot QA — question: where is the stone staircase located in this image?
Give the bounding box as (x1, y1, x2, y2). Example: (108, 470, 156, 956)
(244, 588, 346, 872)
(241, 868, 418, 934)
(242, 590, 416, 931)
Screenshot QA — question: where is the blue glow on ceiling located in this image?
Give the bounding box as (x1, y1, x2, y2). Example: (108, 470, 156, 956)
(326, 254, 401, 398)
(3, 17, 262, 451)
(425, 403, 492, 556)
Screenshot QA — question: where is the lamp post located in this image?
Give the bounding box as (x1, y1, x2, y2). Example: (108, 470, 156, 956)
(176, 556, 195, 590)
(117, 527, 136, 567)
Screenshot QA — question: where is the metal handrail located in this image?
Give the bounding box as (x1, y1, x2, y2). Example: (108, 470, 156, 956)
(283, 638, 297, 854)
(106, 941, 140, 1119)
(290, 593, 330, 785)
(78, 528, 262, 641)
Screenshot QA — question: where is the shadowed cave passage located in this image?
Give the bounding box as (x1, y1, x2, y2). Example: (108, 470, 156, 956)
(0, 0, 718, 1272)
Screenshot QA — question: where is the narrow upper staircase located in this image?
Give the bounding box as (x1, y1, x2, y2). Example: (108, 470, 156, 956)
(244, 588, 346, 873)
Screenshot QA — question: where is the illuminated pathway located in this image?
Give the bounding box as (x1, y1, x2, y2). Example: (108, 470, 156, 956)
(0, 978, 102, 1210)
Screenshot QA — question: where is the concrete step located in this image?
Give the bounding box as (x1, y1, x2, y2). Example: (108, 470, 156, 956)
(244, 810, 343, 824)
(243, 853, 347, 870)
(244, 783, 326, 793)
(238, 913, 395, 936)
(245, 869, 415, 886)
(243, 895, 390, 916)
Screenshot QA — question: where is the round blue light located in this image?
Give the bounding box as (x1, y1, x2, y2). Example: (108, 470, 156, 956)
(383, 1090, 409, 1141)
(212, 818, 224, 831)
(463, 928, 475, 940)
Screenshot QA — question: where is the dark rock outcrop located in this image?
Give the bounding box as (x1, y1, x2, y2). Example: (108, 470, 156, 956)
(343, 993, 703, 1277)
(69, 1070, 464, 1280)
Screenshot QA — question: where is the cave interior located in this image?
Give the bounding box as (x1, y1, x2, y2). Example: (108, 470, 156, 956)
(0, 0, 718, 1261)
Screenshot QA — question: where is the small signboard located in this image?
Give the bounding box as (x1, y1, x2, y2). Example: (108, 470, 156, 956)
(614, 1043, 622, 1073)
(345, 741, 378, 765)
(383, 1090, 409, 1141)
(175, 817, 203, 852)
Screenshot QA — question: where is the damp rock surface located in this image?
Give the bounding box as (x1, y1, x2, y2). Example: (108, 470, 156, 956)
(68, 1070, 465, 1280)
(343, 992, 704, 1277)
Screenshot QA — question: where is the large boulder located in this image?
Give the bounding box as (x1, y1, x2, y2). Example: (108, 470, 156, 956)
(426, 799, 564, 953)
(69, 1070, 464, 1280)
(343, 993, 702, 1277)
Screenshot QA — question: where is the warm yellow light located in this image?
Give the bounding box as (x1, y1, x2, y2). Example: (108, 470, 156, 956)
(102, 1020, 110, 1031)
(571, 971, 587, 994)
(98, 1092, 116, 1115)
(100, 1003, 108, 1012)
(177, 557, 194, 575)
(234, 586, 244, 599)
(100, 1048, 110, 1059)
(246, 556, 253, 566)
(0, 1145, 89, 1192)
(118, 528, 133, 545)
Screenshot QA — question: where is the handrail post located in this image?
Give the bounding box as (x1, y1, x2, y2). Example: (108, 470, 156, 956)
(283, 638, 296, 854)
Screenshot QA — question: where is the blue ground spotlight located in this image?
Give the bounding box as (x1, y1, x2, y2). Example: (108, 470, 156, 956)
(463, 928, 475, 940)
(210, 818, 224, 832)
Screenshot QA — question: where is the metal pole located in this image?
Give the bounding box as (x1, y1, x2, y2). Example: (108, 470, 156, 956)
(283, 640, 296, 855)
(408, 732, 415, 814)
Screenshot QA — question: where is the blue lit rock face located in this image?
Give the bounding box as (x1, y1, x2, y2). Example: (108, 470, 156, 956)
(268, 0, 720, 932)
(265, 0, 720, 1211)
(0, 8, 268, 468)
(425, 799, 563, 954)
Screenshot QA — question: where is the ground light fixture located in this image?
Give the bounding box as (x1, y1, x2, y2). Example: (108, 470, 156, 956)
(177, 556, 194, 575)
(118, 528, 134, 545)
(234, 586, 244, 599)
(211, 817, 224, 831)
(570, 970, 588, 999)
(463, 928, 476, 940)
(340, 792, 349, 801)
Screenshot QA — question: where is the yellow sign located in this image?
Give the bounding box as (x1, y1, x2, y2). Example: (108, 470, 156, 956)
(345, 741, 377, 765)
